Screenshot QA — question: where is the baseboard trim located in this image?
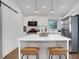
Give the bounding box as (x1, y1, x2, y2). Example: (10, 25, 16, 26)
(69, 52, 78, 54)
(3, 48, 18, 59)
(3, 46, 18, 58)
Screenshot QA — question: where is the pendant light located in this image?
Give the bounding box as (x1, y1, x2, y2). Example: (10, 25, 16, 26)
(35, 0, 37, 15)
(50, 0, 53, 14)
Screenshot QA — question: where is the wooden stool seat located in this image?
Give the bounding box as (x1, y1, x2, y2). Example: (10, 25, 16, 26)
(21, 47, 40, 59)
(48, 47, 67, 59)
(48, 47, 67, 55)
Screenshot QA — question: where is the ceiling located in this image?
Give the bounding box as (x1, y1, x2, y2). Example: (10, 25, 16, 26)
(15, 0, 77, 17)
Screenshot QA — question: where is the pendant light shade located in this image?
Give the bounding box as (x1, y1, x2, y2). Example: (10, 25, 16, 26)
(50, 0, 53, 14)
(51, 9, 53, 14)
(35, 9, 37, 14)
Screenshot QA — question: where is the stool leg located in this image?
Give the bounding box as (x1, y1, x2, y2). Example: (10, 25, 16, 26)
(59, 55, 61, 59)
(27, 55, 28, 59)
(38, 54, 39, 59)
(64, 55, 67, 59)
(51, 55, 53, 59)
(49, 54, 50, 59)
(21, 55, 24, 59)
(36, 54, 39, 59)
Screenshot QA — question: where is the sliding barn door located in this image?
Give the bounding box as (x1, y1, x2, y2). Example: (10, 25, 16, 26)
(0, 1, 2, 59)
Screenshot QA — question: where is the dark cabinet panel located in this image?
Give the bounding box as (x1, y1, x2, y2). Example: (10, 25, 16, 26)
(71, 15, 79, 53)
(61, 17, 71, 38)
(62, 15, 79, 53)
(71, 16, 78, 52)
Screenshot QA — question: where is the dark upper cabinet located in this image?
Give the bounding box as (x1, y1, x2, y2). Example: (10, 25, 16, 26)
(61, 17, 71, 38)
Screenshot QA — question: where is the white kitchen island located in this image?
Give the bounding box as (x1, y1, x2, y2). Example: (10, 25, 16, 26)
(18, 34, 71, 59)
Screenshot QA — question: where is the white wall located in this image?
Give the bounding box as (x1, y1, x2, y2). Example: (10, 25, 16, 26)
(24, 16, 62, 33)
(63, 0, 79, 18)
(2, 0, 24, 57)
(62, 1, 79, 33)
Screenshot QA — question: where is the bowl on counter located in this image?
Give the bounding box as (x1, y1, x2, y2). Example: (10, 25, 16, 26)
(39, 32, 48, 37)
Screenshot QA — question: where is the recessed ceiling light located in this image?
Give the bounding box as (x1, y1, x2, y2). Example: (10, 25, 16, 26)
(43, 6, 46, 8)
(61, 6, 63, 9)
(26, 6, 29, 8)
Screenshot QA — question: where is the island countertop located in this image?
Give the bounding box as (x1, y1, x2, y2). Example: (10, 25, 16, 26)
(18, 34, 71, 41)
(18, 34, 71, 59)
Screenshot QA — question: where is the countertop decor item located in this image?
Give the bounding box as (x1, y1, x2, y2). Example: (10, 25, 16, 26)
(39, 32, 48, 37)
(23, 26, 26, 32)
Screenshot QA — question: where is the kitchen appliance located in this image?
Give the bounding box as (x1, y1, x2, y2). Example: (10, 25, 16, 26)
(28, 21, 37, 26)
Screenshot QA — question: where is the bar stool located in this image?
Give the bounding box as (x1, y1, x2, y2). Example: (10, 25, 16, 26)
(48, 47, 67, 59)
(21, 47, 40, 59)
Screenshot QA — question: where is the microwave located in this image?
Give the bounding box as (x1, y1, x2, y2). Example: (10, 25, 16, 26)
(28, 21, 37, 26)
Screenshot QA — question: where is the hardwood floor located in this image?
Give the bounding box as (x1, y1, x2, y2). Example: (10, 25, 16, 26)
(3, 48, 79, 59)
(3, 48, 18, 59)
(70, 54, 79, 59)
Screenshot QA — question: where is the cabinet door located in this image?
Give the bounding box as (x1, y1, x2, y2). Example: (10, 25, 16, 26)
(71, 16, 78, 52)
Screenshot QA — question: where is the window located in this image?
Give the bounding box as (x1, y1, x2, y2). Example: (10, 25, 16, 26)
(48, 20, 58, 29)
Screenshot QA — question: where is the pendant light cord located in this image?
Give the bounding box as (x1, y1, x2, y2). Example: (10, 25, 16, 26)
(35, 0, 37, 15)
(36, 0, 37, 10)
(51, 0, 52, 10)
(50, 0, 53, 14)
